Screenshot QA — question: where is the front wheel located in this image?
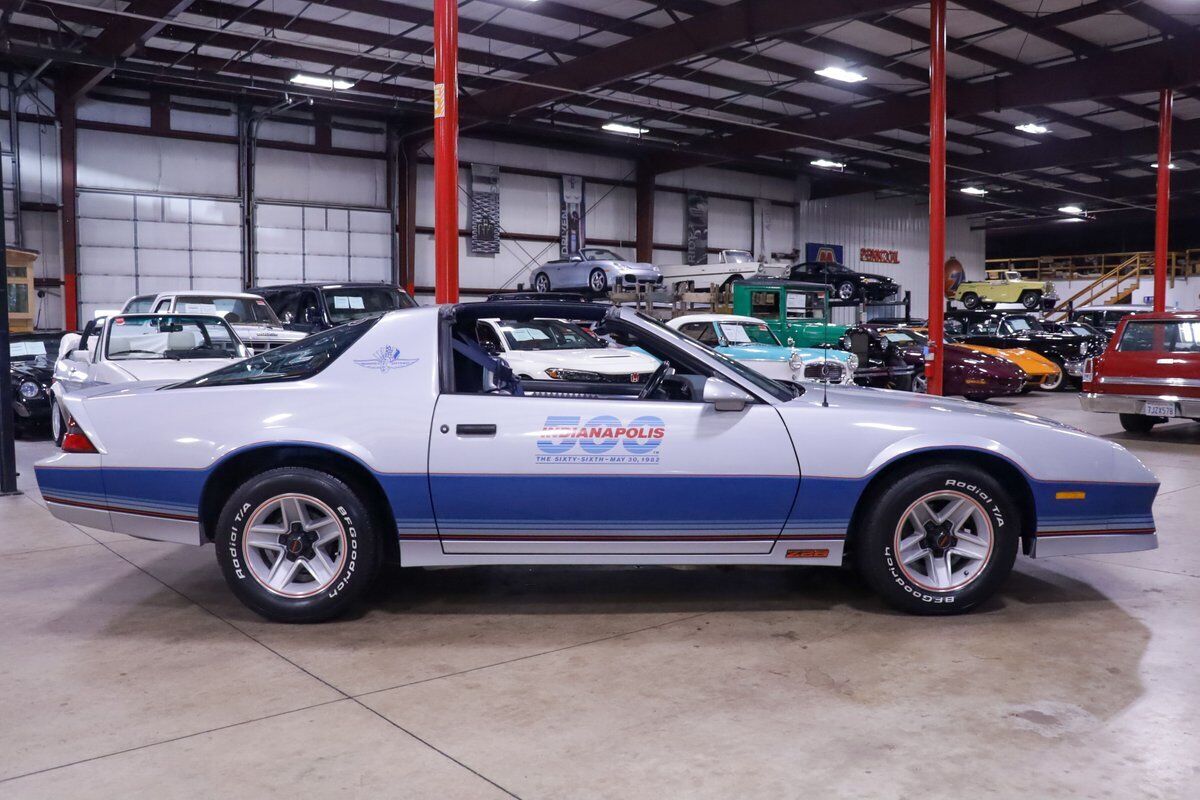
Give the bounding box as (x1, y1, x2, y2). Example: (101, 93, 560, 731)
(855, 463, 1019, 615)
(1019, 290, 1042, 310)
(836, 281, 856, 301)
(1119, 413, 1160, 434)
(50, 397, 65, 447)
(533, 272, 551, 293)
(911, 369, 928, 394)
(960, 292, 980, 309)
(215, 467, 381, 623)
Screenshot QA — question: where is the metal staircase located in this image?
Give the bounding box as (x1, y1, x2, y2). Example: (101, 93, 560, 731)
(1047, 253, 1146, 320)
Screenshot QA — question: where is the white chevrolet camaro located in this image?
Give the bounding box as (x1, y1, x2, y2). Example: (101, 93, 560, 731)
(37, 300, 1158, 622)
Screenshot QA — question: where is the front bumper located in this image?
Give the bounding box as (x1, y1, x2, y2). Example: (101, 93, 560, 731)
(1080, 392, 1200, 417)
(854, 364, 914, 386)
(613, 268, 663, 287)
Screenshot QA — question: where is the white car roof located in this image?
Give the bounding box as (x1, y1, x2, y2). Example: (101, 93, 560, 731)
(147, 290, 265, 300)
(1074, 304, 1151, 312)
(668, 313, 764, 327)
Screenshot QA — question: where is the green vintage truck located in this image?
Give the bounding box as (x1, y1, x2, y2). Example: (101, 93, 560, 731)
(731, 279, 848, 348)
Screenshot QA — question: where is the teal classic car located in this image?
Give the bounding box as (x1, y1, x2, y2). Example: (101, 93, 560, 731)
(667, 314, 857, 384)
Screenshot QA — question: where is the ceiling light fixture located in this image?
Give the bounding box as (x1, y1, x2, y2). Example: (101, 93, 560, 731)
(1058, 205, 1084, 215)
(1151, 162, 1177, 169)
(1015, 123, 1050, 135)
(810, 158, 846, 170)
(602, 121, 648, 136)
(960, 186, 988, 196)
(290, 73, 355, 90)
(815, 66, 868, 83)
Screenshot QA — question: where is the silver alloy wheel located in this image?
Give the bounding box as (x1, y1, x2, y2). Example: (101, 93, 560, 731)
(912, 372, 928, 394)
(837, 281, 855, 300)
(50, 400, 62, 444)
(893, 490, 993, 592)
(589, 268, 606, 292)
(534, 273, 550, 293)
(242, 493, 347, 598)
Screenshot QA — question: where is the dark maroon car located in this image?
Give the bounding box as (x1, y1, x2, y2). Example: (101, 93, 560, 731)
(863, 325, 1027, 400)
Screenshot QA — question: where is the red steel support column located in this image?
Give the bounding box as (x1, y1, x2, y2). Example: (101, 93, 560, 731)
(1154, 88, 1172, 313)
(433, 0, 460, 304)
(926, 0, 947, 396)
(57, 88, 80, 330)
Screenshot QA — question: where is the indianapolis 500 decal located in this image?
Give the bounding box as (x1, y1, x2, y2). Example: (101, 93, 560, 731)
(536, 416, 665, 464)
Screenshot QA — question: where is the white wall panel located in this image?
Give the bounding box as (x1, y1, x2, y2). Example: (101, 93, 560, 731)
(707, 196, 753, 250)
(78, 130, 238, 196)
(17, 120, 61, 204)
(254, 148, 386, 207)
(78, 98, 150, 126)
(171, 108, 237, 137)
(585, 184, 635, 244)
(254, 203, 391, 284)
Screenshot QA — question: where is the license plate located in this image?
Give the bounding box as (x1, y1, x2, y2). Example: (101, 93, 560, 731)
(1143, 401, 1177, 418)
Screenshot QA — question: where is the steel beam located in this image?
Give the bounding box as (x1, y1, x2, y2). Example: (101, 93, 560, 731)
(433, 0, 459, 304)
(927, 0, 947, 397)
(1154, 89, 1172, 312)
(636, 162, 655, 264)
(56, 87, 79, 331)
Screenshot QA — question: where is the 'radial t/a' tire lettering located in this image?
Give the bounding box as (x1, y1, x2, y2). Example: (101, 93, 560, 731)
(855, 463, 1019, 615)
(215, 467, 381, 623)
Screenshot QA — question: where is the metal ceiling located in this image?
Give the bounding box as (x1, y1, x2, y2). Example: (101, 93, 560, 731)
(2, 0, 1199, 231)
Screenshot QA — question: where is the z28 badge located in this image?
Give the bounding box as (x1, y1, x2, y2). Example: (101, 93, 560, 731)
(355, 345, 418, 373)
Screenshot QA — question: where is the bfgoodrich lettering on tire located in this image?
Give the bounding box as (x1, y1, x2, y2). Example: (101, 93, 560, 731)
(215, 467, 381, 623)
(855, 463, 1019, 615)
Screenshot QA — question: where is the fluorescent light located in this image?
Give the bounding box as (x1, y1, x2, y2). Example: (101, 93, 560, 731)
(810, 158, 845, 169)
(1058, 205, 1084, 215)
(1015, 123, 1050, 135)
(602, 121, 648, 136)
(960, 186, 988, 196)
(1152, 162, 1177, 169)
(815, 66, 867, 83)
(291, 73, 355, 90)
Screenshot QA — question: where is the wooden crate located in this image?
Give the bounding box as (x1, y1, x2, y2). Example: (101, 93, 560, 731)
(6, 247, 38, 333)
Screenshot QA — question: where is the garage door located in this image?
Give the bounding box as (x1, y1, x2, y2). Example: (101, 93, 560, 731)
(254, 204, 391, 286)
(76, 191, 242, 321)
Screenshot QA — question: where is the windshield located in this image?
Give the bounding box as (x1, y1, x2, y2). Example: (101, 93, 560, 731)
(882, 330, 923, 345)
(638, 312, 792, 402)
(719, 321, 781, 346)
(724, 250, 753, 263)
(323, 286, 415, 323)
(496, 319, 603, 351)
(174, 295, 282, 325)
(9, 334, 64, 362)
(105, 315, 241, 360)
(581, 248, 624, 262)
(1004, 316, 1043, 332)
(812, 262, 850, 274)
(176, 317, 377, 387)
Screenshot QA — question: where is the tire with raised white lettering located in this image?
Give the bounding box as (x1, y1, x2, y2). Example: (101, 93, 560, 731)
(215, 467, 380, 623)
(855, 463, 1018, 615)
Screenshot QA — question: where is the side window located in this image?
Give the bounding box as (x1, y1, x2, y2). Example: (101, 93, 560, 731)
(124, 295, 155, 313)
(786, 292, 821, 320)
(475, 322, 503, 352)
(678, 322, 718, 346)
(749, 291, 780, 320)
(298, 291, 322, 325)
(153, 298, 172, 312)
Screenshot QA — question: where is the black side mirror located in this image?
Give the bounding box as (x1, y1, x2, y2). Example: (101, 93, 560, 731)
(304, 306, 322, 324)
(481, 341, 500, 356)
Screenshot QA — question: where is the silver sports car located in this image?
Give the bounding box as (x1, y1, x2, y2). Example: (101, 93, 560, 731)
(532, 247, 663, 294)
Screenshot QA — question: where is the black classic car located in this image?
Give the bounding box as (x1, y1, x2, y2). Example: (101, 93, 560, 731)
(248, 282, 417, 332)
(8, 331, 66, 436)
(785, 261, 899, 302)
(838, 324, 915, 390)
(945, 310, 1106, 390)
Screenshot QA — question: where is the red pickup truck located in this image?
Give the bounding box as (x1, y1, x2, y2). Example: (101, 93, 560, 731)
(1081, 311, 1200, 433)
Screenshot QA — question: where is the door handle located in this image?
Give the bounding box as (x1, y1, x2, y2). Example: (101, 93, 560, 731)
(456, 423, 497, 436)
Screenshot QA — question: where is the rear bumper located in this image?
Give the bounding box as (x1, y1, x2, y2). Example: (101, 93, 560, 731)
(1080, 392, 1200, 417)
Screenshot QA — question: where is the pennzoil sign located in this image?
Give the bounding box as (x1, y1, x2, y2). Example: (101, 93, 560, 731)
(859, 247, 900, 265)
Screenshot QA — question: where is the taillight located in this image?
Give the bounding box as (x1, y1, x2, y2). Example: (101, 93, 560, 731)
(1082, 357, 1094, 383)
(62, 417, 98, 454)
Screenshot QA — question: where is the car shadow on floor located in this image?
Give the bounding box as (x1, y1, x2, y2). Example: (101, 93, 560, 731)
(1100, 422, 1200, 445)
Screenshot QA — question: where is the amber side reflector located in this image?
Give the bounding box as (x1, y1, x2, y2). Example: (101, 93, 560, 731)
(62, 418, 98, 454)
(1055, 491, 1086, 500)
(786, 549, 829, 559)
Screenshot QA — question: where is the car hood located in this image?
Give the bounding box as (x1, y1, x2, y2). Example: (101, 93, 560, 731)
(502, 347, 661, 375)
(229, 323, 307, 342)
(11, 361, 53, 383)
(109, 358, 238, 382)
(721, 343, 852, 364)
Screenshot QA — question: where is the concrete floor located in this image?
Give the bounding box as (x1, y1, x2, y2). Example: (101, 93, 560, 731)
(1, 392, 1197, 799)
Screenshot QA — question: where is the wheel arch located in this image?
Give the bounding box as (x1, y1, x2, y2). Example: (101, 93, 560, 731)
(198, 443, 400, 561)
(846, 448, 1037, 556)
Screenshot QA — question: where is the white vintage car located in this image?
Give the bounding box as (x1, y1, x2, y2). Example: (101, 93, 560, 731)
(476, 316, 660, 383)
(37, 299, 1158, 622)
(121, 291, 308, 353)
(49, 313, 249, 443)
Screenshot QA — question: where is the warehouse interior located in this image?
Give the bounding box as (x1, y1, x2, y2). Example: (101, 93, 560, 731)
(2, 1, 1199, 797)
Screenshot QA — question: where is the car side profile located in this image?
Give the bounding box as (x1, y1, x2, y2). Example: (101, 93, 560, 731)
(954, 269, 1056, 310)
(531, 247, 662, 294)
(37, 300, 1158, 623)
(786, 261, 899, 302)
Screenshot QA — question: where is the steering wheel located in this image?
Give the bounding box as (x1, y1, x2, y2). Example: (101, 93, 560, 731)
(638, 361, 672, 400)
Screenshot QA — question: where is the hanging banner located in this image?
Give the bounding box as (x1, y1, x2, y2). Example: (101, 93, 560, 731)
(685, 192, 710, 265)
(805, 242, 844, 264)
(469, 163, 501, 256)
(560, 175, 585, 258)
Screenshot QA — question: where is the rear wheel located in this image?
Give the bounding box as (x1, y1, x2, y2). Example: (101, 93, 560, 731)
(588, 268, 608, 294)
(855, 463, 1019, 615)
(215, 467, 381, 623)
(912, 369, 928, 394)
(50, 397, 65, 447)
(1019, 290, 1042, 310)
(1119, 413, 1160, 434)
(1039, 364, 1067, 392)
(960, 292, 980, 309)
